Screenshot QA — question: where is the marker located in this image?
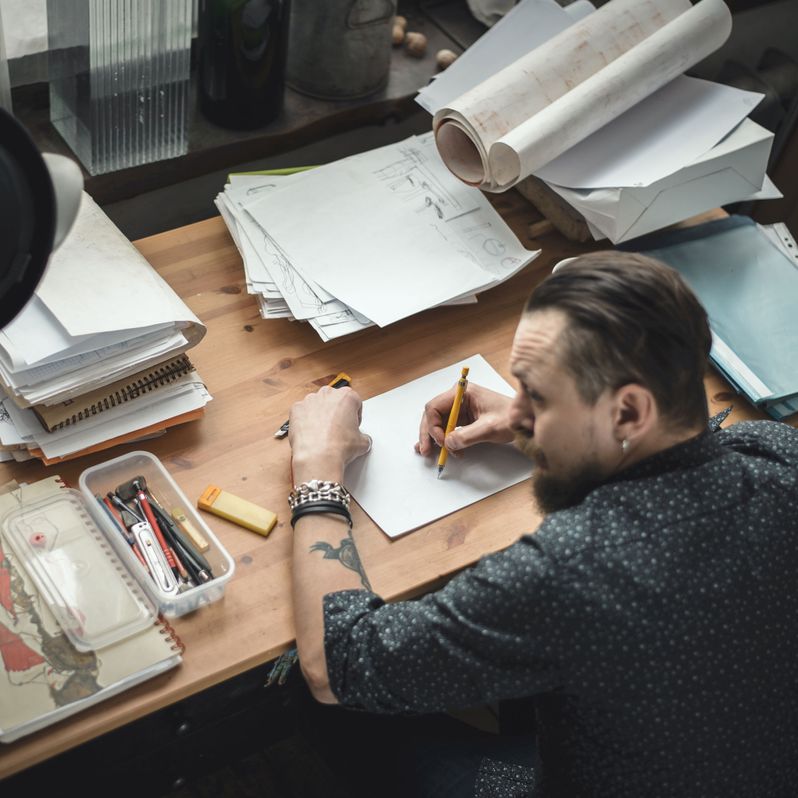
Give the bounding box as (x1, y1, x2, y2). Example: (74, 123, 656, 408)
(437, 366, 469, 479)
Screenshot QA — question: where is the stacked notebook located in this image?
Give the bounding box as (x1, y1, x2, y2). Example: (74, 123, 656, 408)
(622, 215, 798, 421)
(214, 132, 539, 341)
(0, 193, 211, 464)
(0, 476, 183, 743)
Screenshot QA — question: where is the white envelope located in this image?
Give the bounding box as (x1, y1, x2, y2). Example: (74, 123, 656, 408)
(544, 118, 781, 244)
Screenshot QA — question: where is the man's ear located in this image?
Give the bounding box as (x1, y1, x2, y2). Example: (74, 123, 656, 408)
(611, 383, 658, 444)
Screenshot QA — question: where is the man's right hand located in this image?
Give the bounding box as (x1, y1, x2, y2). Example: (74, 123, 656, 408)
(416, 383, 515, 457)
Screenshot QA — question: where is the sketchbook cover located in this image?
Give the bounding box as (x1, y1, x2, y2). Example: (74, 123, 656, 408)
(0, 477, 182, 744)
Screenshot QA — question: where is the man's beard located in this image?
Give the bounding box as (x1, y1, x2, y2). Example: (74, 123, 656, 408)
(515, 432, 606, 514)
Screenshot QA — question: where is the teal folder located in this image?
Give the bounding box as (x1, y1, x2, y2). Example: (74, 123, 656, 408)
(621, 216, 798, 419)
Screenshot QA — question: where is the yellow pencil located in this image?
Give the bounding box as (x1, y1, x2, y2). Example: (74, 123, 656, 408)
(437, 366, 469, 479)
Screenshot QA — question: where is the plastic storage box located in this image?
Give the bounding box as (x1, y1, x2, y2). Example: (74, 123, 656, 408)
(79, 450, 235, 617)
(2, 488, 158, 650)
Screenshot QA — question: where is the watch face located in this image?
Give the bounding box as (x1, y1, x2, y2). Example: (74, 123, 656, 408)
(0, 106, 56, 329)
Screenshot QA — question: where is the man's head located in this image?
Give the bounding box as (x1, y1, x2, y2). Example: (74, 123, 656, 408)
(509, 251, 711, 513)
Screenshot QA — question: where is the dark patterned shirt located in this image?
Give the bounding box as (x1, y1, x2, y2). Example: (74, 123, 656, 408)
(324, 421, 798, 797)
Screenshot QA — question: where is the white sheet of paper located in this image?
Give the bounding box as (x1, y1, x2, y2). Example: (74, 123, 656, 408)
(545, 118, 777, 243)
(0, 398, 28, 446)
(346, 355, 532, 539)
(416, 0, 575, 115)
(535, 77, 763, 189)
(423, 0, 748, 191)
(1, 330, 188, 406)
(245, 136, 535, 327)
(0, 295, 175, 369)
(36, 193, 203, 339)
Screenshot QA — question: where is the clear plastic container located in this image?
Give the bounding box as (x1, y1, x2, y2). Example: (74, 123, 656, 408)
(79, 450, 235, 617)
(2, 489, 157, 651)
(46, 0, 192, 174)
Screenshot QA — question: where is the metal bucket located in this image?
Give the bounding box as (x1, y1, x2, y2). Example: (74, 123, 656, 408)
(286, 0, 397, 100)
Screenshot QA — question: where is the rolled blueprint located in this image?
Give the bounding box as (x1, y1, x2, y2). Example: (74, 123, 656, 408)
(433, 0, 732, 192)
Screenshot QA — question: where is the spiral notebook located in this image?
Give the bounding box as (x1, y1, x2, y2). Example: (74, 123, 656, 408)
(0, 477, 184, 744)
(31, 355, 196, 433)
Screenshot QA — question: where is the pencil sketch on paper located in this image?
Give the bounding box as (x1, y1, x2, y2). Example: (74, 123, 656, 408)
(374, 142, 467, 222)
(245, 183, 277, 196)
(452, 215, 523, 277)
(255, 227, 333, 316)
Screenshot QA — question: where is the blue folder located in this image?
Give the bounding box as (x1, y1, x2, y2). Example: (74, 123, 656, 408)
(620, 215, 798, 419)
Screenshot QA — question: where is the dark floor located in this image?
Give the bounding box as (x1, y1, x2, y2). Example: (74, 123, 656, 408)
(162, 684, 502, 798)
(170, 733, 351, 798)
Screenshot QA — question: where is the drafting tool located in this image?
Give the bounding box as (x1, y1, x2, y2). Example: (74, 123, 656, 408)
(114, 480, 182, 593)
(273, 372, 352, 438)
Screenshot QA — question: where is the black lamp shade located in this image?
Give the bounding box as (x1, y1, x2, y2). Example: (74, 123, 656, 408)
(0, 107, 56, 328)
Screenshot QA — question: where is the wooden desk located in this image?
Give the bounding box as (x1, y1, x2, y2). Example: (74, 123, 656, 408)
(0, 193, 771, 781)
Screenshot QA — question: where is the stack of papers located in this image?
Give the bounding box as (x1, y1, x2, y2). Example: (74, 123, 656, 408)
(417, 0, 781, 243)
(627, 215, 798, 420)
(214, 133, 539, 340)
(0, 193, 210, 464)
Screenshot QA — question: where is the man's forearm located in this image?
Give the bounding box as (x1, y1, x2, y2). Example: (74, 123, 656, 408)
(291, 511, 371, 702)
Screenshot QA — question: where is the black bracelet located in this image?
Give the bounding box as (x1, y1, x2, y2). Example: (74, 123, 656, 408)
(290, 500, 352, 529)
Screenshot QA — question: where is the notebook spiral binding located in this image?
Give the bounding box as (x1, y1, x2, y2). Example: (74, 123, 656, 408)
(34, 355, 195, 432)
(157, 615, 187, 654)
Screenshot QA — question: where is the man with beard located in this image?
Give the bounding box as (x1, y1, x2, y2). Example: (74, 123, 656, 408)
(286, 252, 798, 798)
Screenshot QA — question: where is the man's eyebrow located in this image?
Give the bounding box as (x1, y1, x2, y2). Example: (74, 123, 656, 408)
(516, 377, 544, 401)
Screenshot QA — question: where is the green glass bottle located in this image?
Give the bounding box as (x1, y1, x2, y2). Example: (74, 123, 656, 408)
(197, 0, 290, 130)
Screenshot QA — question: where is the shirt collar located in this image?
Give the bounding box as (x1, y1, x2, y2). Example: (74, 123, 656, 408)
(606, 429, 723, 485)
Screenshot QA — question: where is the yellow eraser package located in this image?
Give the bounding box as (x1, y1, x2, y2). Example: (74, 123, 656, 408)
(197, 485, 277, 537)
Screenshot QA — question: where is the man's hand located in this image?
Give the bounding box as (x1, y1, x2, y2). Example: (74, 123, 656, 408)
(416, 383, 515, 457)
(289, 386, 372, 483)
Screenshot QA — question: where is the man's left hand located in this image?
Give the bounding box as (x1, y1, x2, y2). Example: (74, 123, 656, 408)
(288, 386, 372, 483)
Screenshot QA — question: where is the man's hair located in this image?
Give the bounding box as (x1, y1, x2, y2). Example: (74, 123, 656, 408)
(525, 251, 712, 430)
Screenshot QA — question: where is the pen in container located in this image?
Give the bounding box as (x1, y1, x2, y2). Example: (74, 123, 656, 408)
(150, 501, 214, 583)
(117, 479, 182, 584)
(123, 476, 214, 584)
(107, 491, 181, 595)
(96, 495, 150, 574)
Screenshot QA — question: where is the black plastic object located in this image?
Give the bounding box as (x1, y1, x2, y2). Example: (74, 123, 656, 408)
(0, 107, 56, 328)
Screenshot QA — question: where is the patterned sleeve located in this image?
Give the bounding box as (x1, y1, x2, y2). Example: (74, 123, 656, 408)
(720, 420, 798, 466)
(323, 535, 565, 714)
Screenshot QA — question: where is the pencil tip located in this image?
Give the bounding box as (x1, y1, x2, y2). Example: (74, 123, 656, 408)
(437, 467, 443, 479)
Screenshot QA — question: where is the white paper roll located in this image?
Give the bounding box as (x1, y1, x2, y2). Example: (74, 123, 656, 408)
(434, 0, 732, 191)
